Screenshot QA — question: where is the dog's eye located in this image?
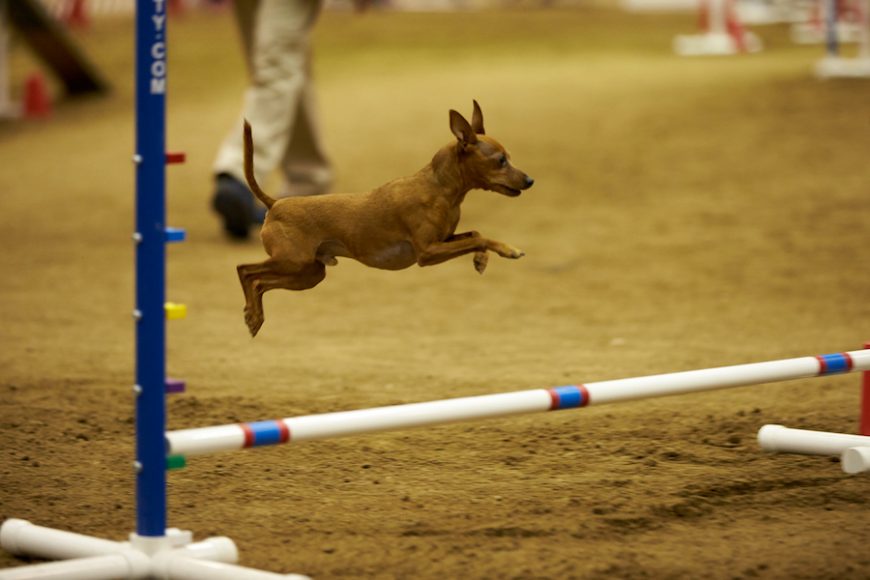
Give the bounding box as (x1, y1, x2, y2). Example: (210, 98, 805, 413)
(498, 155, 507, 167)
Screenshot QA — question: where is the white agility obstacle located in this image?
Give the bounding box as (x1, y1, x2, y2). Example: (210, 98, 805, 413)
(0, 0, 311, 577)
(3, 349, 868, 578)
(758, 425, 870, 474)
(0, 521, 309, 580)
(755, 348, 870, 474)
(814, 0, 870, 77)
(166, 349, 870, 458)
(792, 0, 868, 44)
(674, 0, 763, 55)
(1, 0, 868, 576)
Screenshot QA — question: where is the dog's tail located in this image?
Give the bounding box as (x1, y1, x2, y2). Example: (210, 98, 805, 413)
(243, 120, 277, 210)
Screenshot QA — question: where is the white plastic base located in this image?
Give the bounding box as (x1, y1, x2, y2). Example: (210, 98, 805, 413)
(842, 446, 870, 474)
(815, 56, 870, 78)
(0, 519, 310, 580)
(673, 31, 763, 55)
(757, 424, 870, 475)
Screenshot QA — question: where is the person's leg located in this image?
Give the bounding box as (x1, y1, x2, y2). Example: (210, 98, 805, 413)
(279, 53, 333, 197)
(212, 0, 321, 238)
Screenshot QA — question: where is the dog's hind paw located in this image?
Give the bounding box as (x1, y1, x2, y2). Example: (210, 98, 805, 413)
(244, 308, 264, 337)
(474, 251, 489, 274)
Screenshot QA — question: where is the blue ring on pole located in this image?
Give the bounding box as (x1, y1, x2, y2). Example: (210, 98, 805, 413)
(164, 227, 186, 243)
(816, 353, 853, 375)
(548, 385, 588, 410)
(242, 420, 290, 448)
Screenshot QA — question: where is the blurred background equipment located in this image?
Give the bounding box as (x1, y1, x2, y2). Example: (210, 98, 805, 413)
(3, 0, 108, 119)
(673, 0, 763, 55)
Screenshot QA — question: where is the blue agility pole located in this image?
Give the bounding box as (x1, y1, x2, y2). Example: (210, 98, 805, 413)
(825, 0, 839, 56)
(134, 0, 169, 538)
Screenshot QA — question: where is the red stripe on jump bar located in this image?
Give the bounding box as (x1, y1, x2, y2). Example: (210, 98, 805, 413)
(548, 389, 560, 411)
(278, 420, 291, 444)
(578, 384, 590, 407)
(240, 423, 255, 448)
(816, 356, 828, 375)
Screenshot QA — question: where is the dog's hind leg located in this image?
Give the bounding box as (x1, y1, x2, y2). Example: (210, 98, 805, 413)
(240, 260, 327, 336)
(238, 261, 274, 336)
(238, 261, 276, 320)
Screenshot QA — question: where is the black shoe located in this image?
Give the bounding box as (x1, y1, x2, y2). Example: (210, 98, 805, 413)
(211, 173, 265, 240)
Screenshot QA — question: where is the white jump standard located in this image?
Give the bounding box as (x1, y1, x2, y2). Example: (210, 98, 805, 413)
(167, 350, 870, 458)
(1, 0, 868, 576)
(0, 0, 310, 578)
(815, 0, 870, 77)
(673, 0, 762, 55)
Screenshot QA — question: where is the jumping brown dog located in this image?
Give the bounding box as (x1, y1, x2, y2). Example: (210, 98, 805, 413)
(238, 101, 534, 336)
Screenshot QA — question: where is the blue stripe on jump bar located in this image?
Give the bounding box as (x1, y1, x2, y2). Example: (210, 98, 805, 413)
(241, 420, 290, 448)
(547, 385, 589, 410)
(816, 353, 853, 375)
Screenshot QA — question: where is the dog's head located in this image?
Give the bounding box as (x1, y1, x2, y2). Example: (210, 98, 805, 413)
(449, 100, 534, 197)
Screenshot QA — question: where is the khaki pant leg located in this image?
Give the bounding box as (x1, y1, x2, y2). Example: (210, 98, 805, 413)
(213, 0, 322, 186)
(279, 52, 333, 196)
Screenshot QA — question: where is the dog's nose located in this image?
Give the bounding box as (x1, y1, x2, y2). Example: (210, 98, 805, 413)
(523, 175, 535, 189)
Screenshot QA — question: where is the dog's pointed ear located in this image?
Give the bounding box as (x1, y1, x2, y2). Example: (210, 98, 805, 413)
(471, 100, 485, 135)
(450, 109, 477, 148)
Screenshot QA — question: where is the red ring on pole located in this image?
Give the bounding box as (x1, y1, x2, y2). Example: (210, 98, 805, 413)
(578, 384, 590, 407)
(240, 423, 255, 448)
(815, 356, 828, 375)
(863, 343, 870, 436)
(278, 421, 290, 444)
(843, 352, 854, 372)
(547, 389, 560, 410)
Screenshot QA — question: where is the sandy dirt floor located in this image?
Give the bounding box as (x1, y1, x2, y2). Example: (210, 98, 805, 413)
(1, 5, 869, 579)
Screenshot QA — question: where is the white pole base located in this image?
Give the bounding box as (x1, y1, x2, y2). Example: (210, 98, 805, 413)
(0, 519, 310, 580)
(815, 56, 870, 78)
(673, 32, 763, 55)
(757, 424, 870, 475)
(842, 446, 870, 474)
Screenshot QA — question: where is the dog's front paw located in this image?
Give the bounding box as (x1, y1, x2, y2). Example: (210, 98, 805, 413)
(244, 307, 264, 337)
(474, 251, 489, 274)
(499, 245, 525, 260)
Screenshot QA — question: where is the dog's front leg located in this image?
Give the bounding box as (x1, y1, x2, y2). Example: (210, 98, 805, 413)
(417, 236, 523, 271)
(446, 231, 488, 274)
